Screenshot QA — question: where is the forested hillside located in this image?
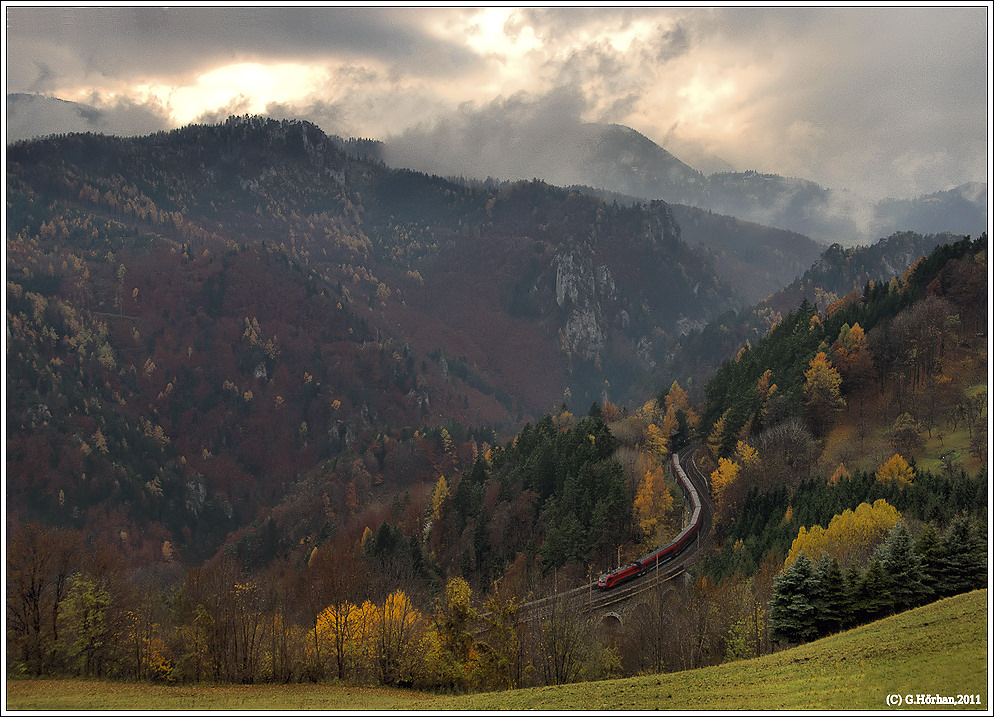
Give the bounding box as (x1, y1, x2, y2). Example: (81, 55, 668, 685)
(6, 116, 738, 565)
(693, 235, 986, 648)
(662, 230, 969, 393)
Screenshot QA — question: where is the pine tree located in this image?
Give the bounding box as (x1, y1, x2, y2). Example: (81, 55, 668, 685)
(914, 522, 943, 588)
(842, 564, 862, 629)
(769, 553, 819, 645)
(812, 553, 849, 637)
(933, 516, 986, 597)
(852, 557, 891, 624)
(876, 522, 932, 611)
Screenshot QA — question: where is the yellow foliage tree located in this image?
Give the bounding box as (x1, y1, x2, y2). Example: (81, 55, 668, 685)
(633, 461, 674, 541)
(440, 428, 454, 455)
(315, 599, 367, 680)
(710, 457, 740, 512)
(369, 590, 425, 686)
(828, 463, 851, 486)
(843, 322, 866, 353)
(734, 440, 758, 468)
(421, 577, 478, 690)
(643, 423, 668, 460)
(756, 369, 778, 421)
(431, 475, 449, 522)
(663, 380, 699, 430)
(707, 410, 729, 459)
(876, 454, 915, 487)
(785, 499, 901, 568)
(638, 398, 661, 423)
(660, 407, 679, 445)
(803, 351, 846, 434)
(756, 369, 778, 403)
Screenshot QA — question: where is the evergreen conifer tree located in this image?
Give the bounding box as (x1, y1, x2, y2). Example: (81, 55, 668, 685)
(934, 515, 986, 597)
(812, 552, 849, 637)
(914, 522, 943, 589)
(769, 553, 819, 644)
(877, 522, 932, 611)
(842, 563, 862, 629)
(852, 557, 891, 623)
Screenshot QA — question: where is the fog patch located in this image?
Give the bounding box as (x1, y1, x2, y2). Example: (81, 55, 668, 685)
(382, 88, 594, 185)
(6, 93, 171, 143)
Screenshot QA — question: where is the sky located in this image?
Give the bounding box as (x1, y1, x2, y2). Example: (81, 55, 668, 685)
(4, 4, 991, 201)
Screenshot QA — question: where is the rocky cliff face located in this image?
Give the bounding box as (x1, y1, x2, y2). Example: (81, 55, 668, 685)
(480, 196, 731, 407)
(555, 251, 615, 361)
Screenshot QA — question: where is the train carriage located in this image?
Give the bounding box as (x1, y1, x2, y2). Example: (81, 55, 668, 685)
(596, 451, 702, 589)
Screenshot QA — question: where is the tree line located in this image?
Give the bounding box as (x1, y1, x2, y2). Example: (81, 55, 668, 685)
(769, 516, 986, 644)
(6, 521, 631, 689)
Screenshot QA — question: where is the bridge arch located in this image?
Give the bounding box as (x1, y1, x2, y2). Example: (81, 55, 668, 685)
(600, 611, 623, 628)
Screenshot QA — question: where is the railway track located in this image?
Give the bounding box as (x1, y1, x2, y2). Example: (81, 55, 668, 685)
(519, 444, 715, 622)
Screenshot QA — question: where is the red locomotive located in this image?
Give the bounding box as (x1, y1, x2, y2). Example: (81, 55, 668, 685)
(597, 561, 642, 589)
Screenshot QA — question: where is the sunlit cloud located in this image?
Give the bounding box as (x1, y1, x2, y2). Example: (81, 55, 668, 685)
(4, 6, 988, 201)
(126, 62, 329, 126)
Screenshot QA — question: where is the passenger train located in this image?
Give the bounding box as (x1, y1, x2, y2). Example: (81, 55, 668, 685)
(597, 451, 702, 589)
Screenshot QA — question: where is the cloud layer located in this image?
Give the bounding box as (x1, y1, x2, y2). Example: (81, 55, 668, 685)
(5, 6, 989, 200)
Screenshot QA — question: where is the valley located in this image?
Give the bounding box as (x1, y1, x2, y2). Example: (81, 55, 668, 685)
(5, 116, 988, 696)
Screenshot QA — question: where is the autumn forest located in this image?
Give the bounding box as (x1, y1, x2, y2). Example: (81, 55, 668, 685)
(5, 117, 987, 690)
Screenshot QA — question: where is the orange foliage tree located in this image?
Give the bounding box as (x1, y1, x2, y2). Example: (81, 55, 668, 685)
(876, 454, 915, 487)
(803, 351, 846, 436)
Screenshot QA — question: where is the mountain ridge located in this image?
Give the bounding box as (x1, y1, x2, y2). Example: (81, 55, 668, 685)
(8, 94, 987, 247)
(5, 113, 981, 570)
(5, 115, 735, 561)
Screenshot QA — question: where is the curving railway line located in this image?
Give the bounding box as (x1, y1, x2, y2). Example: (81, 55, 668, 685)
(522, 444, 715, 621)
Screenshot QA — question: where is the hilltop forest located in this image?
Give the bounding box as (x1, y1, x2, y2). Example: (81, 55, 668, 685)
(5, 117, 987, 689)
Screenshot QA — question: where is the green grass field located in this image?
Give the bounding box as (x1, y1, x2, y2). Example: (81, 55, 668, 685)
(6, 589, 988, 711)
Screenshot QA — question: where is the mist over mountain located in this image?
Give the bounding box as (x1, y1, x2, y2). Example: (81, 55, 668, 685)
(8, 93, 987, 249)
(385, 113, 987, 247)
(382, 111, 708, 203)
(5, 92, 171, 142)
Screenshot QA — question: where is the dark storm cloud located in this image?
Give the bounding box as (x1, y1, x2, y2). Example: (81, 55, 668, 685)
(653, 23, 690, 63)
(5, 6, 482, 89)
(27, 60, 55, 94)
(4, 5, 988, 203)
